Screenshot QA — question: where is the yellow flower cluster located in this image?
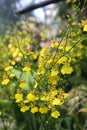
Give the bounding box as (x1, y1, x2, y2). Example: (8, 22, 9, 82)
(15, 88, 68, 118)
(1, 64, 16, 86)
(13, 38, 77, 118)
(13, 33, 86, 119)
(7, 30, 32, 62)
(1, 19, 86, 120)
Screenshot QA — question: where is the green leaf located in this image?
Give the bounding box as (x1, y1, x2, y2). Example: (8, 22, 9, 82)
(82, 39, 87, 46)
(55, 119, 62, 130)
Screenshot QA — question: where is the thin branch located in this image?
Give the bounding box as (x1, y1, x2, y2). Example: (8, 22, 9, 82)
(16, 0, 63, 15)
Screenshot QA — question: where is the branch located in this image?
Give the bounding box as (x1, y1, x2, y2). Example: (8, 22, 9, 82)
(16, 0, 63, 15)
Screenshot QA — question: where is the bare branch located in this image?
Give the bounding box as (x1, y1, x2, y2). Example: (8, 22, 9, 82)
(16, 0, 63, 15)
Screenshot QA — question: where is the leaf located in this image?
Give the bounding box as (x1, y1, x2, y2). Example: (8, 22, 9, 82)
(79, 108, 87, 113)
(64, 116, 72, 130)
(82, 39, 87, 46)
(55, 119, 62, 130)
(24, 112, 37, 130)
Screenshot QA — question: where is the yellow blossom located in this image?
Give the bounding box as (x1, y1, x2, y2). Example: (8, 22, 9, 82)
(8, 72, 15, 78)
(19, 82, 27, 89)
(12, 49, 19, 58)
(20, 105, 29, 112)
(4, 65, 13, 71)
(50, 88, 58, 96)
(51, 109, 60, 118)
(15, 93, 23, 102)
(27, 92, 37, 102)
(51, 68, 59, 76)
(10, 60, 16, 65)
(82, 20, 87, 32)
(41, 93, 49, 101)
(31, 106, 38, 113)
(65, 45, 71, 51)
(83, 25, 87, 32)
(61, 63, 73, 75)
(58, 56, 67, 64)
(47, 59, 53, 65)
(52, 98, 63, 105)
(39, 106, 48, 114)
(32, 51, 39, 60)
(22, 66, 30, 73)
(51, 38, 58, 47)
(1, 78, 10, 85)
(47, 75, 57, 85)
(37, 67, 45, 75)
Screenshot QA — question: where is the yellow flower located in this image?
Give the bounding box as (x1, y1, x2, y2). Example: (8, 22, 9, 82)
(39, 106, 48, 114)
(22, 65, 30, 73)
(82, 20, 87, 32)
(20, 105, 29, 112)
(22, 66, 30, 73)
(15, 93, 23, 102)
(51, 109, 60, 118)
(1, 78, 10, 85)
(61, 63, 73, 75)
(37, 67, 45, 75)
(65, 45, 71, 51)
(10, 60, 16, 65)
(47, 59, 53, 65)
(50, 88, 58, 96)
(58, 56, 67, 64)
(27, 92, 37, 102)
(4, 65, 13, 71)
(19, 82, 27, 89)
(51, 38, 58, 47)
(51, 68, 59, 76)
(52, 98, 63, 105)
(47, 75, 57, 85)
(8, 72, 15, 78)
(32, 51, 39, 60)
(41, 93, 49, 101)
(12, 49, 19, 58)
(83, 25, 87, 32)
(31, 106, 38, 113)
